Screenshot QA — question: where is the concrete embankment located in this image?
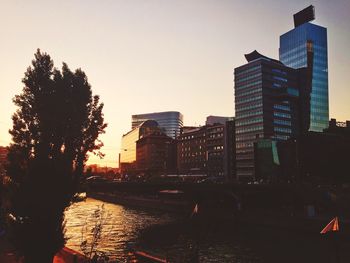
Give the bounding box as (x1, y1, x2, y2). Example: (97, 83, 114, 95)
(88, 191, 192, 214)
(88, 190, 350, 239)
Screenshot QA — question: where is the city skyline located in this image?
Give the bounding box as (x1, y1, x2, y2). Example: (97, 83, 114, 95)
(1, 0, 350, 167)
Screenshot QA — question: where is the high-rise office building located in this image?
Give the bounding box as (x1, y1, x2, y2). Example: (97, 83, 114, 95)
(131, 111, 183, 139)
(280, 5, 329, 132)
(234, 51, 301, 180)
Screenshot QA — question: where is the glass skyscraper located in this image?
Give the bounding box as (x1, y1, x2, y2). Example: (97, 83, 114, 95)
(280, 11, 328, 132)
(131, 111, 183, 139)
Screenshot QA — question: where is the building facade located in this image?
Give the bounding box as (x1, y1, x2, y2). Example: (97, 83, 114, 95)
(223, 118, 236, 180)
(119, 120, 161, 174)
(280, 5, 329, 132)
(177, 126, 207, 175)
(177, 117, 236, 179)
(234, 51, 301, 181)
(131, 111, 183, 139)
(136, 131, 176, 176)
(206, 123, 225, 177)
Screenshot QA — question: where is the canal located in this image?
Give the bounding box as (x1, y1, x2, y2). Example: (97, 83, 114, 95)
(64, 198, 350, 262)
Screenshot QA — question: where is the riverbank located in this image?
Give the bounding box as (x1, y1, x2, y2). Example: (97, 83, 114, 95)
(89, 191, 350, 237)
(88, 191, 192, 215)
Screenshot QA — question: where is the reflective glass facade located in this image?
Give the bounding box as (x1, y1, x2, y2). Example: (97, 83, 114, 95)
(120, 120, 160, 172)
(132, 111, 184, 139)
(280, 22, 328, 132)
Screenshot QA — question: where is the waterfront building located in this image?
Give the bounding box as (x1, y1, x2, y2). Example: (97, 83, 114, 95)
(177, 117, 236, 179)
(277, 129, 350, 184)
(136, 131, 176, 176)
(223, 118, 236, 180)
(206, 123, 225, 177)
(255, 119, 350, 183)
(177, 126, 207, 175)
(234, 51, 301, 181)
(206, 116, 229, 126)
(280, 5, 329, 132)
(119, 120, 161, 175)
(131, 111, 183, 139)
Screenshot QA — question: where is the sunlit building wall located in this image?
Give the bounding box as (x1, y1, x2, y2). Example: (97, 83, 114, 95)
(131, 111, 183, 139)
(119, 120, 160, 174)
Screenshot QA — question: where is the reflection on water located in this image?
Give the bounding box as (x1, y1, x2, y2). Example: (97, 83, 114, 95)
(64, 198, 175, 260)
(65, 198, 350, 262)
(65, 198, 261, 262)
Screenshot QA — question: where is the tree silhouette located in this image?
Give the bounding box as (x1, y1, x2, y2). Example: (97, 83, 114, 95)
(6, 49, 107, 263)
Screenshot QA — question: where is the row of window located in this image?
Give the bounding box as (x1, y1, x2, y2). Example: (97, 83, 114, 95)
(236, 142, 254, 149)
(236, 125, 263, 134)
(236, 117, 263, 127)
(273, 76, 288, 82)
(236, 102, 263, 112)
(236, 155, 254, 161)
(235, 65, 261, 77)
(272, 68, 287, 75)
(236, 148, 254, 154)
(236, 110, 263, 120)
(207, 133, 223, 139)
(236, 133, 262, 142)
(236, 87, 262, 98)
(273, 119, 291, 126)
(236, 95, 262, 105)
(235, 72, 262, 84)
(180, 136, 205, 141)
(274, 104, 291, 111)
(235, 80, 262, 91)
(280, 43, 307, 58)
(273, 135, 290, 140)
(207, 127, 224, 132)
(274, 127, 292, 133)
(273, 111, 291, 118)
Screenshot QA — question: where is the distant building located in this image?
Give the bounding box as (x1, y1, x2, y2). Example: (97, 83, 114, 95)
(206, 123, 225, 177)
(206, 116, 229, 126)
(324, 118, 350, 135)
(119, 120, 161, 175)
(177, 126, 207, 175)
(136, 131, 176, 176)
(223, 118, 236, 180)
(280, 5, 329, 132)
(131, 111, 183, 139)
(177, 117, 236, 180)
(234, 51, 304, 181)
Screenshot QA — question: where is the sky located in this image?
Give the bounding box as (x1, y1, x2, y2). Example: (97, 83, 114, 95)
(1, 0, 349, 167)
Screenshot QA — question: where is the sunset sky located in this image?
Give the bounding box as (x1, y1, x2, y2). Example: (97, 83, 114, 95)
(1, 0, 349, 167)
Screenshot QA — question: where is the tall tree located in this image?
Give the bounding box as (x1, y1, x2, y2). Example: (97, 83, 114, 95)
(6, 49, 107, 263)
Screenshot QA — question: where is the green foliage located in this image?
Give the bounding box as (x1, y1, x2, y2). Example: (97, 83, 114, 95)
(6, 49, 107, 262)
